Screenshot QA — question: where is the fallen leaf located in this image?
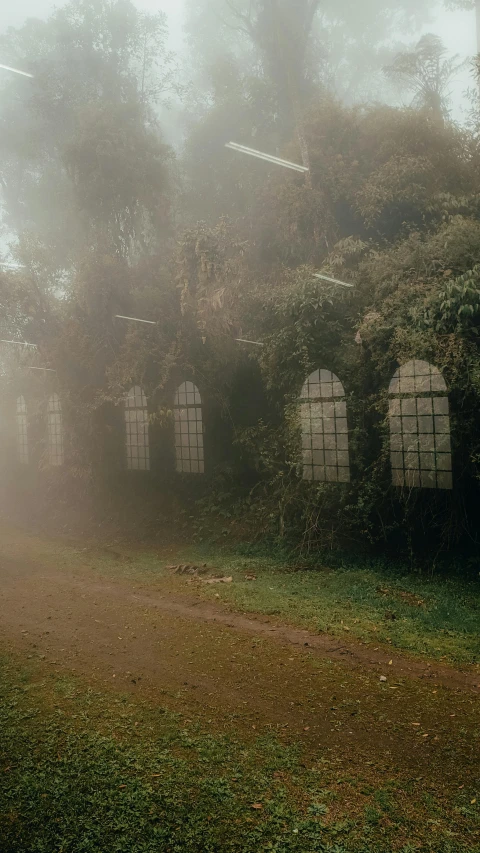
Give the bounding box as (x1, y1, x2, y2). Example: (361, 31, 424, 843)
(412, 723, 421, 726)
(471, 798, 477, 805)
(388, 660, 393, 666)
(251, 803, 263, 810)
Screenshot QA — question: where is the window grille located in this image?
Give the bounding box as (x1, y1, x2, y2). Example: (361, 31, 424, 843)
(16, 395, 28, 464)
(300, 369, 350, 483)
(389, 360, 452, 490)
(174, 382, 204, 474)
(124, 385, 150, 471)
(47, 393, 64, 467)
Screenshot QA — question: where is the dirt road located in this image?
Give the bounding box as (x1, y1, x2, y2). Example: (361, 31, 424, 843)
(0, 525, 478, 783)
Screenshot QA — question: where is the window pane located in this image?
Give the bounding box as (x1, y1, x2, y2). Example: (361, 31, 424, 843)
(389, 363, 452, 490)
(16, 397, 29, 464)
(174, 383, 204, 476)
(299, 371, 350, 483)
(47, 395, 64, 466)
(125, 387, 150, 471)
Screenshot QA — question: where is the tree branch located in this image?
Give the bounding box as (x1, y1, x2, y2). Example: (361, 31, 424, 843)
(224, 0, 256, 39)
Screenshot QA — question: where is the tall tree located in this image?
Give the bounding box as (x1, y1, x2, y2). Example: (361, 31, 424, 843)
(184, 0, 437, 112)
(384, 34, 464, 122)
(0, 0, 174, 273)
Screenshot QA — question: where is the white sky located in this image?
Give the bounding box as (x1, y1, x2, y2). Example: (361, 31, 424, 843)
(0, 1, 477, 115)
(1, 0, 184, 33)
(1, 0, 476, 52)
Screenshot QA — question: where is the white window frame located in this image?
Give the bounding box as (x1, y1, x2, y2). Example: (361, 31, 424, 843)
(299, 369, 350, 483)
(174, 382, 204, 475)
(16, 395, 29, 465)
(389, 360, 452, 490)
(47, 393, 64, 467)
(124, 385, 150, 471)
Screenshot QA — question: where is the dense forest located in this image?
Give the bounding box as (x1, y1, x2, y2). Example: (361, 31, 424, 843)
(1, 0, 480, 559)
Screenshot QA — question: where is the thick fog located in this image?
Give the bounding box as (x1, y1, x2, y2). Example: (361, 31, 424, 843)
(1, 0, 477, 120)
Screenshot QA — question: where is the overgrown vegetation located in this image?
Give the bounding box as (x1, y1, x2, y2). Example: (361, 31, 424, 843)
(1, 0, 480, 559)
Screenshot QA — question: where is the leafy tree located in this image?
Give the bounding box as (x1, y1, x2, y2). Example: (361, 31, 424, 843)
(0, 0, 174, 269)
(0, 0, 180, 485)
(384, 34, 466, 122)
(184, 0, 437, 111)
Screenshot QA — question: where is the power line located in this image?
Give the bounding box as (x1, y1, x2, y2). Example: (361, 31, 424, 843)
(225, 142, 309, 173)
(314, 273, 354, 288)
(235, 338, 265, 347)
(25, 366, 56, 372)
(115, 314, 157, 326)
(0, 63, 33, 78)
(0, 340, 37, 347)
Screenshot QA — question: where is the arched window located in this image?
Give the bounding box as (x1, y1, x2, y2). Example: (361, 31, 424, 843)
(389, 360, 452, 490)
(124, 385, 150, 471)
(300, 369, 350, 483)
(174, 382, 204, 474)
(47, 393, 64, 467)
(16, 395, 28, 464)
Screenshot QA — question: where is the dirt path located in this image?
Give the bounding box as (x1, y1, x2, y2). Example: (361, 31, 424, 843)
(0, 527, 478, 783)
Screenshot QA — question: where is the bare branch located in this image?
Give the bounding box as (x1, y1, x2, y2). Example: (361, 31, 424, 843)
(224, 0, 256, 38)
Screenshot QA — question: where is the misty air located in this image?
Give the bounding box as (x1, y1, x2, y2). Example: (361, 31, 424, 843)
(0, 1, 478, 851)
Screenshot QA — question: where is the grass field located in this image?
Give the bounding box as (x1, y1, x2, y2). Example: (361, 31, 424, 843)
(2, 523, 478, 666)
(0, 527, 478, 852)
(0, 655, 479, 853)
(83, 541, 480, 666)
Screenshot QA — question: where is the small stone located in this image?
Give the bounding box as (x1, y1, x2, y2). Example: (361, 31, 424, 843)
(380, 675, 387, 682)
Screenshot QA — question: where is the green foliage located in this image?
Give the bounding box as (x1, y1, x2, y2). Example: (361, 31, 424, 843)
(159, 543, 480, 663)
(424, 266, 480, 335)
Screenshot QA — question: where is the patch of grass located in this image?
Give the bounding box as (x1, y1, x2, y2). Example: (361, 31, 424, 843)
(145, 546, 480, 665)
(0, 522, 479, 665)
(0, 655, 479, 853)
(63, 536, 479, 665)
